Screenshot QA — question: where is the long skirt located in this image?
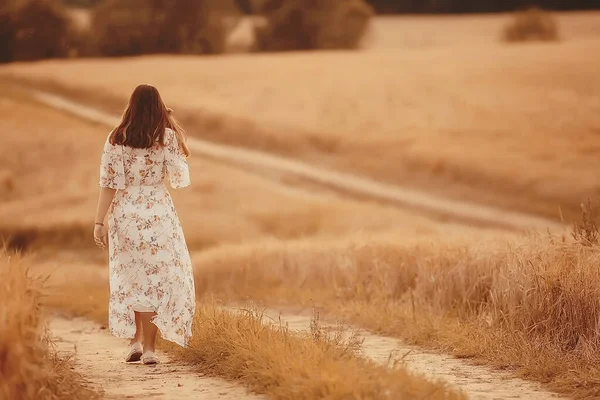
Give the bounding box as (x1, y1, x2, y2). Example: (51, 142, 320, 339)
(107, 184, 195, 347)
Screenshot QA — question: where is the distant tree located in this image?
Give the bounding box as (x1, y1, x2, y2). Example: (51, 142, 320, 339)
(235, 0, 252, 13)
(92, 0, 242, 56)
(503, 6, 559, 42)
(363, 0, 600, 13)
(253, 0, 374, 51)
(60, 0, 600, 14)
(62, 0, 102, 7)
(0, 2, 16, 63)
(0, 0, 76, 63)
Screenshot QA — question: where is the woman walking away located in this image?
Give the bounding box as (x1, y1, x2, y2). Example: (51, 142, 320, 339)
(93, 84, 195, 365)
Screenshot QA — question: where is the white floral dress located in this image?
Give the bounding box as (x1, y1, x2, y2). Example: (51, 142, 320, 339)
(99, 128, 195, 348)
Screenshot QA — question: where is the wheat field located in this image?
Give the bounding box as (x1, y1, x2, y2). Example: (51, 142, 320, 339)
(3, 11, 600, 400)
(0, 84, 484, 253)
(3, 12, 600, 221)
(3, 77, 599, 399)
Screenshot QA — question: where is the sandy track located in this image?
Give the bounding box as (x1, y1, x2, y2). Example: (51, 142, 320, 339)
(30, 90, 565, 233)
(253, 309, 563, 400)
(50, 311, 563, 400)
(49, 317, 263, 400)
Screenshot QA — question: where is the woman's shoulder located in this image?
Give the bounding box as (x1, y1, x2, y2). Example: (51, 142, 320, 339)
(164, 127, 179, 144)
(104, 132, 119, 148)
(165, 127, 176, 136)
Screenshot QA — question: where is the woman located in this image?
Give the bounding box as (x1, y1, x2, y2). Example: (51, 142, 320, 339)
(93, 84, 195, 365)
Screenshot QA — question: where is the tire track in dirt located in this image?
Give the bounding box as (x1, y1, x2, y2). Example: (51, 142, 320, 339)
(30, 90, 565, 233)
(250, 309, 564, 400)
(49, 316, 263, 400)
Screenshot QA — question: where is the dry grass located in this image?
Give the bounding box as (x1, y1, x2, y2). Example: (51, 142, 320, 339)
(0, 90, 471, 399)
(43, 266, 463, 400)
(188, 227, 600, 398)
(0, 249, 99, 400)
(2, 13, 600, 220)
(0, 89, 478, 399)
(169, 304, 463, 399)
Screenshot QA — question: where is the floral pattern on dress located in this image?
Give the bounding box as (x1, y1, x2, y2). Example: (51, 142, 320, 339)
(99, 128, 195, 348)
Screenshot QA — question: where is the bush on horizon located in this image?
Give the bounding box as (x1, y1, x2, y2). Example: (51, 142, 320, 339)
(0, 0, 77, 63)
(91, 0, 242, 57)
(252, 0, 374, 52)
(503, 6, 559, 42)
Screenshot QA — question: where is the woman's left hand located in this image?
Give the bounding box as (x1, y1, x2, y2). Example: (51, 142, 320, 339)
(94, 224, 108, 250)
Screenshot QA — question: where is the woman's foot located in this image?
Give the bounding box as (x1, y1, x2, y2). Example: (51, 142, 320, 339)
(141, 351, 159, 365)
(125, 342, 143, 362)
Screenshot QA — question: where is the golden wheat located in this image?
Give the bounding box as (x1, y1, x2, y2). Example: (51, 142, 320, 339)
(2, 17, 600, 220)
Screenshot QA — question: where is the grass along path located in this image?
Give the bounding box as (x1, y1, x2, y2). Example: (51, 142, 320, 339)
(192, 233, 600, 399)
(49, 316, 262, 400)
(43, 266, 464, 400)
(251, 308, 562, 400)
(47, 264, 561, 399)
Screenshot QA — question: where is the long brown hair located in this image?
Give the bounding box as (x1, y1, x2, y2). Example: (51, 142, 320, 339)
(109, 84, 190, 157)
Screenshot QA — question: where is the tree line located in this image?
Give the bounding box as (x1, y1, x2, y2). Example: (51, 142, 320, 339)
(364, 0, 600, 13)
(63, 0, 600, 13)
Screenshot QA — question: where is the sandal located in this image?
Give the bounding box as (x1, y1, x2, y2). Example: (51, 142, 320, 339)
(141, 351, 159, 365)
(125, 342, 143, 363)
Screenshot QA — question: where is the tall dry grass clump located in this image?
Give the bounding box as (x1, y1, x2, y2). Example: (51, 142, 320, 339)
(168, 304, 463, 399)
(0, 0, 77, 62)
(192, 223, 600, 397)
(91, 0, 242, 56)
(0, 249, 98, 399)
(252, 0, 374, 51)
(572, 199, 599, 246)
(503, 6, 559, 42)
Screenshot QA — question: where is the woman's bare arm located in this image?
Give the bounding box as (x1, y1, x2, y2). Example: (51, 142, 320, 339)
(95, 187, 117, 224)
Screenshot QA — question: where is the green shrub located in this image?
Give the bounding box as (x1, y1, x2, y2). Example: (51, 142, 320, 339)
(252, 0, 374, 52)
(91, 0, 241, 57)
(503, 6, 559, 42)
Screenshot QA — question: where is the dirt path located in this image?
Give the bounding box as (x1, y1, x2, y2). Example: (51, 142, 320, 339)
(49, 316, 263, 400)
(30, 90, 565, 233)
(254, 309, 564, 400)
(50, 311, 564, 400)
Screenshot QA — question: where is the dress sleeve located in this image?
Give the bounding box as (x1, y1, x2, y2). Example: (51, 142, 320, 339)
(99, 135, 126, 189)
(164, 128, 191, 189)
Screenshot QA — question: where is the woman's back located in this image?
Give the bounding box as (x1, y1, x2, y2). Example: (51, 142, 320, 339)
(100, 127, 190, 190)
